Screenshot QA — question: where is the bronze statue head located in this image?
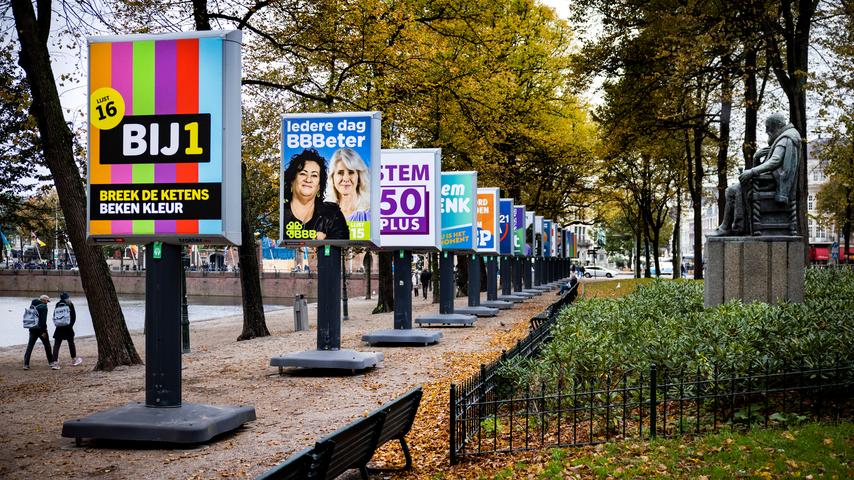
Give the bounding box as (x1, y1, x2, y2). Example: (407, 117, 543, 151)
(765, 113, 788, 145)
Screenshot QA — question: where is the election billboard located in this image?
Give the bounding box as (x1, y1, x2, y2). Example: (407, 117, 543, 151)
(378, 149, 441, 250)
(551, 222, 558, 257)
(525, 211, 535, 256)
(476, 188, 500, 254)
(499, 199, 513, 256)
(535, 215, 544, 256)
(279, 111, 381, 246)
(441, 171, 477, 251)
(87, 30, 243, 245)
(513, 205, 525, 256)
(543, 219, 552, 258)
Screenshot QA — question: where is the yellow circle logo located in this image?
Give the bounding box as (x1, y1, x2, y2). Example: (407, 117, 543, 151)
(90, 87, 126, 130)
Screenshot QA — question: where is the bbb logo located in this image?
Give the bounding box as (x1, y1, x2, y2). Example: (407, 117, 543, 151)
(286, 221, 316, 239)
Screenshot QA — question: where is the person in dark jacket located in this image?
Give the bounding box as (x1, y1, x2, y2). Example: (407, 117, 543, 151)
(52, 292, 82, 366)
(23, 294, 57, 370)
(420, 269, 432, 299)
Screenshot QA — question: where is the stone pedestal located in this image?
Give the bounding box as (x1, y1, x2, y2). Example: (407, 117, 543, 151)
(704, 236, 805, 308)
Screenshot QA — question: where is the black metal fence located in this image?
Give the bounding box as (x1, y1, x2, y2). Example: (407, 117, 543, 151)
(450, 358, 854, 463)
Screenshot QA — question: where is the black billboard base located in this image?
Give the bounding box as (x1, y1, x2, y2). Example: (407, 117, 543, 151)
(270, 349, 384, 373)
(62, 243, 255, 445)
(362, 251, 442, 346)
(362, 329, 441, 345)
(484, 256, 513, 310)
(497, 294, 526, 303)
(271, 246, 382, 373)
(415, 313, 477, 326)
(461, 255, 500, 317)
(414, 251, 477, 327)
(61, 402, 256, 445)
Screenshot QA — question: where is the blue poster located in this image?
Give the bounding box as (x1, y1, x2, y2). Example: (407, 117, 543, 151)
(441, 171, 477, 250)
(543, 219, 552, 258)
(499, 199, 513, 256)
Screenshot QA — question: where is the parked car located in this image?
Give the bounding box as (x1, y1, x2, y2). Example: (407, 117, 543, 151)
(582, 266, 619, 278)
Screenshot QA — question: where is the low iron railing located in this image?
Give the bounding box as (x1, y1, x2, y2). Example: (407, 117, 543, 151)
(451, 358, 853, 463)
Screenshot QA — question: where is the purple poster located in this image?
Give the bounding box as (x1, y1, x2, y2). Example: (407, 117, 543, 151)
(378, 149, 441, 249)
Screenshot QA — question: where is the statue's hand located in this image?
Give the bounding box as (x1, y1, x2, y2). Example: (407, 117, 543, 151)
(738, 169, 754, 184)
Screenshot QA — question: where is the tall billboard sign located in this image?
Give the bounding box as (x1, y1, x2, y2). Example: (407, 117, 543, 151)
(87, 30, 243, 245)
(525, 211, 535, 256)
(499, 199, 514, 256)
(476, 188, 500, 254)
(279, 111, 381, 246)
(543, 219, 552, 258)
(441, 172, 477, 251)
(378, 149, 441, 249)
(534, 215, 544, 256)
(513, 205, 525, 256)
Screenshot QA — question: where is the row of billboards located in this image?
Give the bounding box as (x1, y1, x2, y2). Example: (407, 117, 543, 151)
(84, 31, 580, 258)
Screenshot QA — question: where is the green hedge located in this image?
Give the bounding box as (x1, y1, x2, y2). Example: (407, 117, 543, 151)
(506, 268, 854, 384)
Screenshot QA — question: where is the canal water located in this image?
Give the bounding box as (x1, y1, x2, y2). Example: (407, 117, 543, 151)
(0, 293, 288, 348)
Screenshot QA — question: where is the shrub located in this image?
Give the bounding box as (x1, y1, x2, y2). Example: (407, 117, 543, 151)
(511, 269, 854, 385)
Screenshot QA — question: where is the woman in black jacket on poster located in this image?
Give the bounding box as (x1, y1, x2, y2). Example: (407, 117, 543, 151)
(52, 292, 82, 366)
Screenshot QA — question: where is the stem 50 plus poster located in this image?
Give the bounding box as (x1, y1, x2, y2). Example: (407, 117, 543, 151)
(378, 149, 440, 249)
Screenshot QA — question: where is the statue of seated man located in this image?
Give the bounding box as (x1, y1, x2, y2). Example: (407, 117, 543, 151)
(711, 113, 801, 236)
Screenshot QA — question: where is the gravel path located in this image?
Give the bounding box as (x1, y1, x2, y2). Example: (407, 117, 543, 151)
(0, 290, 556, 479)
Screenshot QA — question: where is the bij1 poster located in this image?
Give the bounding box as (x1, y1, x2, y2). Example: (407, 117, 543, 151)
(86, 30, 243, 245)
(279, 112, 381, 246)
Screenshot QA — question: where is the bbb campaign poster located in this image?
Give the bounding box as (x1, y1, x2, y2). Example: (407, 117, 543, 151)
(279, 111, 381, 246)
(514, 205, 525, 256)
(87, 30, 243, 245)
(499, 199, 513, 256)
(441, 172, 477, 251)
(378, 149, 440, 249)
(476, 188, 499, 254)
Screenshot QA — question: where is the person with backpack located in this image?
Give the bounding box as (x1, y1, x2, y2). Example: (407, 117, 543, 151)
(52, 292, 81, 366)
(23, 294, 58, 370)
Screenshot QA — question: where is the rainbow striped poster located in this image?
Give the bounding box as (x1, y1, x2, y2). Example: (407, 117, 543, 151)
(86, 30, 242, 245)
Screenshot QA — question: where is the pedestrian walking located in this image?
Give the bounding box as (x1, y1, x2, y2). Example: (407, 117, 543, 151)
(412, 270, 420, 297)
(52, 292, 82, 366)
(420, 269, 432, 299)
(23, 295, 58, 370)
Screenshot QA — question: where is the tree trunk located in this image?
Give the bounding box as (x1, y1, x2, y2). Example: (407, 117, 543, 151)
(634, 229, 642, 278)
(673, 186, 682, 279)
(717, 64, 732, 223)
(456, 254, 468, 296)
(743, 45, 759, 169)
(430, 252, 439, 303)
(363, 251, 372, 299)
(373, 251, 393, 313)
(12, 0, 140, 370)
(237, 169, 269, 340)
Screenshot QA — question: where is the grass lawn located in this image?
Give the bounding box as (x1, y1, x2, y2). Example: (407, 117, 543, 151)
(580, 277, 655, 298)
(485, 422, 853, 479)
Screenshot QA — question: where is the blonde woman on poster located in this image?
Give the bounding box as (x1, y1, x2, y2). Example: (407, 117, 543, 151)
(326, 148, 371, 222)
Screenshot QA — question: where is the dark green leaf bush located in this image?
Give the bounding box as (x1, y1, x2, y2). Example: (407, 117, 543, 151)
(511, 269, 854, 385)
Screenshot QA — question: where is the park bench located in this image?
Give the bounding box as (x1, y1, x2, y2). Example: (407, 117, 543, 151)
(256, 386, 423, 480)
(528, 281, 579, 332)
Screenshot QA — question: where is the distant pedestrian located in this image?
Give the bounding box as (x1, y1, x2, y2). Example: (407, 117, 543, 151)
(23, 295, 58, 370)
(412, 270, 420, 297)
(420, 269, 432, 299)
(52, 292, 82, 367)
